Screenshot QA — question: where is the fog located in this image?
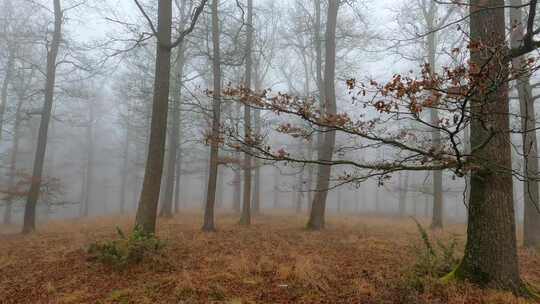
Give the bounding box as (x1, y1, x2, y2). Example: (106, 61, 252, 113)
(0, 0, 523, 230)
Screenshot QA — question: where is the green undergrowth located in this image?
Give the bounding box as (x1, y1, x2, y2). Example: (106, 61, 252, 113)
(400, 218, 460, 294)
(87, 226, 164, 269)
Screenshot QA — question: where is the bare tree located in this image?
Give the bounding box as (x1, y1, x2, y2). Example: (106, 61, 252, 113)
(202, 0, 221, 231)
(160, 0, 190, 218)
(239, 0, 254, 226)
(307, 0, 338, 230)
(22, 0, 62, 234)
(134, 0, 206, 234)
(509, 0, 540, 249)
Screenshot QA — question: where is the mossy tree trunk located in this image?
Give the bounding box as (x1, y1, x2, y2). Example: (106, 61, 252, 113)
(448, 0, 523, 293)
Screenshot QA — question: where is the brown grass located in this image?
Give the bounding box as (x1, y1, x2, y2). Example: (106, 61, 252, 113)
(0, 212, 538, 303)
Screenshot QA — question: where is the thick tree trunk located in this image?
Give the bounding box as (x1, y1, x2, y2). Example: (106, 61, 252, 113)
(135, 0, 173, 234)
(202, 0, 221, 231)
(510, 0, 540, 249)
(22, 0, 62, 234)
(448, 0, 523, 293)
(307, 0, 338, 230)
(239, 0, 254, 226)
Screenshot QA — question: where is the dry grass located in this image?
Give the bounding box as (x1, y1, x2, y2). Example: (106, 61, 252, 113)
(0, 212, 538, 303)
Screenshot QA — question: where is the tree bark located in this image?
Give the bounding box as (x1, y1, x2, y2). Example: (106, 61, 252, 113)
(22, 0, 62, 234)
(134, 0, 173, 234)
(447, 0, 523, 293)
(510, 0, 540, 249)
(202, 0, 221, 231)
(307, 0, 338, 230)
(239, 0, 254, 226)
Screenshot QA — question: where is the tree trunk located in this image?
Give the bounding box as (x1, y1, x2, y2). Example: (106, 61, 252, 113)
(296, 170, 304, 214)
(233, 165, 241, 212)
(161, 43, 185, 218)
(119, 121, 130, 215)
(314, 0, 325, 136)
(0, 50, 14, 144)
(252, 65, 262, 215)
(424, 4, 444, 229)
(202, 0, 221, 231)
(307, 0, 338, 230)
(252, 126, 261, 215)
(510, 0, 540, 249)
(398, 172, 409, 216)
(239, 0, 254, 226)
(447, 0, 523, 293)
(3, 88, 23, 225)
(173, 147, 182, 213)
(273, 167, 279, 209)
(135, 0, 173, 234)
(22, 0, 62, 234)
(81, 102, 95, 217)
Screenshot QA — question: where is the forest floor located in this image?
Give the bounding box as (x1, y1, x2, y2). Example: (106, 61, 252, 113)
(0, 212, 539, 304)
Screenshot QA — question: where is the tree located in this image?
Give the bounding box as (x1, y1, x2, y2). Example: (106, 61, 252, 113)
(2, 67, 28, 224)
(22, 0, 63, 234)
(202, 0, 221, 232)
(239, 0, 254, 226)
(0, 0, 15, 144)
(134, 0, 206, 234)
(445, 0, 526, 293)
(392, 0, 459, 228)
(80, 98, 96, 217)
(160, 0, 190, 218)
(509, 0, 540, 249)
(307, 0, 338, 230)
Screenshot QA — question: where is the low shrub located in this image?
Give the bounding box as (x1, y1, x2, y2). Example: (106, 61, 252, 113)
(87, 226, 164, 269)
